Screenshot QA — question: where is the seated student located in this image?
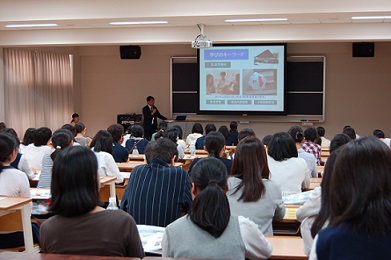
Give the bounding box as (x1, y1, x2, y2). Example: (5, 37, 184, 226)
(309, 137, 391, 259)
(189, 131, 232, 174)
(24, 127, 53, 172)
(373, 129, 391, 148)
(107, 124, 129, 162)
(0, 132, 40, 248)
(186, 123, 203, 146)
(19, 128, 36, 154)
(262, 135, 272, 148)
(40, 146, 144, 257)
(227, 136, 285, 236)
(90, 130, 123, 184)
(218, 125, 230, 145)
(229, 128, 256, 160)
(121, 138, 192, 227)
(226, 121, 239, 146)
(343, 125, 360, 139)
(171, 125, 186, 150)
(267, 132, 310, 196)
(162, 157, 272, 259)
(195, 123, 216, 149)
(37, 129, 74, 188)
(288, 126, 318, 178)
(1, 128, 35, 180)
(74, 123, 91, 147)
(163, 127, 185, 159)
(296, 149, 341, 255)
(316, 126, 330, 149)
(61, 124, 79, 146)
(151, 120, 167, 141)
(302, 127, 322, 165)
(125, 125, 149, 154)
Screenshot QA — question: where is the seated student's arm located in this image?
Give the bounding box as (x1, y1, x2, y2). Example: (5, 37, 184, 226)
(162, 231, 169, 257)
(296, 186, 322, 222)
(308, 235, 319, 260)
(272, 186, 286, 221)
(180, 170, 193, 214)
(105, 154, 124, 184)
(302, 166, 311, 189)
(19, 155, 36, 180)
(238, 216, 272, 259)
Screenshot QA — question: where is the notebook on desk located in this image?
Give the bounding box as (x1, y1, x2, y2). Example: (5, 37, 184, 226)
(175, 115, 187, 121)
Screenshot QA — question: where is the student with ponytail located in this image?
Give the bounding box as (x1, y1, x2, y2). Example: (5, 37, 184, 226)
(188, 131, 232, 173)
(163, 157, 272, 259)
(37, 129, 74, 188)
(0, 132, 40, 248)
(288, 126, 318, 177)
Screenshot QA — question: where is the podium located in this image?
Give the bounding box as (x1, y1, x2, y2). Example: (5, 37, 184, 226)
(117, 113, 142, 131)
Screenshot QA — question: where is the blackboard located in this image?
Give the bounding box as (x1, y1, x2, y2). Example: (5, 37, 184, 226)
(171, 56, 325, 122)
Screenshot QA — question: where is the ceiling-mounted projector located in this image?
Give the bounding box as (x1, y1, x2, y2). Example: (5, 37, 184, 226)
(191, 24, 213, 49)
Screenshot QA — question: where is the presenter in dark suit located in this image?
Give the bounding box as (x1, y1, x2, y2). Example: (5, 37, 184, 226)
(143, 96, 167, 140)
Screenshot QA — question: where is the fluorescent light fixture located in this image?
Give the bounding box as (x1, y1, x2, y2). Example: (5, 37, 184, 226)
(225, 18, 288, 23)
(5, 23, 58, 28)
(351, 16, 391, 20)
(110, 21, 168, 25)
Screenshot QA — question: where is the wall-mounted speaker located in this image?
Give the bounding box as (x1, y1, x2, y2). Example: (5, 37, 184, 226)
(120, 45, 141, 59)
(352, 42, 374, 57)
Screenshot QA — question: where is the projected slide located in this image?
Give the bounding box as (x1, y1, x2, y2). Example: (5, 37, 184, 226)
(199, 44, 286, 114)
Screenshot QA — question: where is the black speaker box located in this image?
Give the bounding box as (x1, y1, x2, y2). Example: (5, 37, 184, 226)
(120, 45, 141, 59)
(352, 42, 374, 57)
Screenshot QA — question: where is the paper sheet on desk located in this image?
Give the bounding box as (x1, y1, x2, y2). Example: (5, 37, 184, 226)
(283, 190, 314, 205)
(137, 225, 165, 253)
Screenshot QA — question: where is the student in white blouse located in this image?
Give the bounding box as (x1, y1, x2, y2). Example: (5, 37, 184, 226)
(90, 130, 123, 184)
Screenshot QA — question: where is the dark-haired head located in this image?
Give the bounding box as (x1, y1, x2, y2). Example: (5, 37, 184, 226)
(0, 132, 18, 173)
(145, 138, 177, 164)
(158, 121, 168, 131)
(329, 133, 351, 154)
(304, 127, 318, 142)
(107, 124, 124, 143)
(268, 132, 298, 161)
(229, 121, 238, 132)
(238, 128, 255, 142)
(342, 127, 356, 140)
(330, 137, 391, 236)
(231, 136, 269, 202)
(1, 128, 20, 146)
(74, 123, 86, 135)
(310, 148, 341, 238)
(205, 124, 216, 135)
(191, 123, 203, 135)
(163, 127, 178, 144)
(288, 125, 304, 143)
(22, 128, 36, 146)
(204, 131, 225, 157)
(0, 122, 6, 130)
(189, 157, 230, 238)
(34, 127, 52, 146)
(89, 130, 113, 154)
(373, 129, 385, 139)
(130, 125, 144, 138)
(171, 125, 183, 139)
(50, 146, 102, 217)
(61, 124, 76, 137)
(316, 127, 326, 137)
(146, 96, 154, 102)
(218, 125, 230, 141)
(50, 129, 74, 161)
(261, 135, 272, 147)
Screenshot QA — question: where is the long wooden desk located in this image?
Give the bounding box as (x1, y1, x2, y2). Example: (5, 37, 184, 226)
(0, 252, 141, 259)
(117, 162, 183, 172)
(267, 236, 308, 260)
(0, 197, 34, 253)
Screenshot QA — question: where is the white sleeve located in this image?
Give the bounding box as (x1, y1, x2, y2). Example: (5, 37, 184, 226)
(296, 187, 322, 222)
(238, 216, 272, 260)
(302, 165, 311, 189)
(18, 155, 35, 179)
(161, 231, 169, 257)
(177, 145, 185, 159)
(308, 234, 319, 260)
(105, 154, 124, 183)
(310, 158, 318, 178)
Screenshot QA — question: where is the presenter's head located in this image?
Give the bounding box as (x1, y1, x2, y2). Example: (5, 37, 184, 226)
(146, 96, 155, 107)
